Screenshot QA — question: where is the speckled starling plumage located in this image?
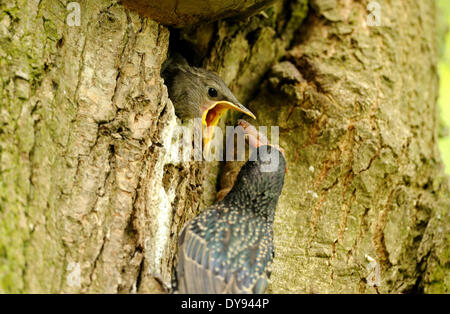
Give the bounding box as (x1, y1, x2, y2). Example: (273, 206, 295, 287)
(175, 145, 286, 294)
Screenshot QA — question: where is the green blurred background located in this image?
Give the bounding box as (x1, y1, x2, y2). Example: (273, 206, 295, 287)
(438, 0, 450, 174)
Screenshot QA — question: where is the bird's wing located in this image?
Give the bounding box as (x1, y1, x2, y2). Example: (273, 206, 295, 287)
(176, 209, 272, 294)
(177, 225, 228, 294)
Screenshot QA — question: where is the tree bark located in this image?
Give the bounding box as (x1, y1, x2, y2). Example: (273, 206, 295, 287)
(0, 0, 448, 293)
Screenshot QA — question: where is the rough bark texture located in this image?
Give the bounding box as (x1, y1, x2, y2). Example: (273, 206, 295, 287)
(120, 0, 279, 27)
(0, 0, 198, 293)
(0, 0, 448, 293)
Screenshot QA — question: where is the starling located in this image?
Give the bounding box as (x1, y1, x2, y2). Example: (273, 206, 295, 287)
(162, 54, 256, 146)
(175, 120, 286, 293)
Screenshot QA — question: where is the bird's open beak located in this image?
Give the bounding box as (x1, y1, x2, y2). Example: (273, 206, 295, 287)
(202, 101, 256, 149)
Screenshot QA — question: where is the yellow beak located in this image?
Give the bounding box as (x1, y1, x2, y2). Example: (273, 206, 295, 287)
(202, 101, 256, 149)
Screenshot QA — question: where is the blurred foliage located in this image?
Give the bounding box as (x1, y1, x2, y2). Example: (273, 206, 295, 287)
(437, 0, 450, 174)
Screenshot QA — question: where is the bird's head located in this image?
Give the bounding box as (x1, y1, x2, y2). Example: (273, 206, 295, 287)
(185, 67, 256, 148)
(225, 120, 286, 218)
(228, 145, 286, 219)
(239, 119, 286, 198)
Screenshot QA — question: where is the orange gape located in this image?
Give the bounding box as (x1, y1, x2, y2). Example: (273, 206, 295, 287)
(202, 101, 256, 149)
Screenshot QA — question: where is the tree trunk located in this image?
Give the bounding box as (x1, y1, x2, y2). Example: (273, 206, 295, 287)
(0, 0, 448, 293)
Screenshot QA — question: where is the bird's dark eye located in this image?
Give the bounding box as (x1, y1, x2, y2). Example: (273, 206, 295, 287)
(208, 88, 218, 98)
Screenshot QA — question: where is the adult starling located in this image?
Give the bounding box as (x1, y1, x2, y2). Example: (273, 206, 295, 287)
(161, 54, 256, 146)
(175, 120, 286, 293)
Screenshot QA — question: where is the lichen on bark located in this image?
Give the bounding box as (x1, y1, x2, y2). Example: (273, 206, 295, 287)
(1, 0, 193, 293)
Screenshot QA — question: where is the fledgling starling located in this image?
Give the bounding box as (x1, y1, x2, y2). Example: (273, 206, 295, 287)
(175, 120, 286, 293)
(161, 54, 256, 146)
